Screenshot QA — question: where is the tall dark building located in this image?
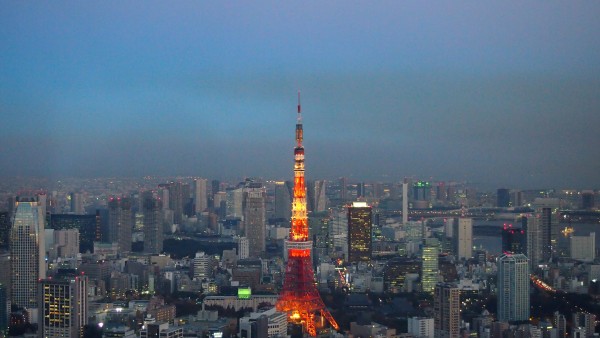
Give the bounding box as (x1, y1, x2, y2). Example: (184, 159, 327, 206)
(274, 181, 292, 220)
(0, 283, 7, 336)
(48, 214, 100, 253)
(168, 182, 185, 224)
(108, 197, 132, 254)
(356, 182, 366, 198)
(0, 212, 10, 250)
(413, 181, 431, 201)
(142, 192, 163, 254)
(243, 182, 266, 258)
(497, 188, 510, 208)
(339, 177, 348, 200)
(581, 191, 595, 210)
(502, 225, 526, 254)
(535, 198, 559, 261)
(211, 180, 221, 196)
(347, 202, 372, 263)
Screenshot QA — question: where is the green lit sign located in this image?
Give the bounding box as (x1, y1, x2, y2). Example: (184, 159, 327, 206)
(238, 287, 251, 299)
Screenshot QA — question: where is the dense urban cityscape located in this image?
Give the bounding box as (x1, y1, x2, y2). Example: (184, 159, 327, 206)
(0, 101, 598, 337)
(2, 2, 599, 338)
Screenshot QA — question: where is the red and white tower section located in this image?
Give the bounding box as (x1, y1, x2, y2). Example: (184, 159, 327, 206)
(276, 94, 339, 336)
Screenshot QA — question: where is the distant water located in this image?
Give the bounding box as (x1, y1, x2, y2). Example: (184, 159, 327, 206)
(472, 220, 600, 256)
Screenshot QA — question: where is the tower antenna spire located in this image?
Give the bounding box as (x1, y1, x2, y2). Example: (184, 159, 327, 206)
(297, 90, 302, 123)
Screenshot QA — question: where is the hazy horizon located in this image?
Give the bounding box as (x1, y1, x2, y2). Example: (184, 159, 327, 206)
(2, 2, 599, 189)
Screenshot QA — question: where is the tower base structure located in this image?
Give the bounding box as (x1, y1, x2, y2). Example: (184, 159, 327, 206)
(277, 241, 339, 336)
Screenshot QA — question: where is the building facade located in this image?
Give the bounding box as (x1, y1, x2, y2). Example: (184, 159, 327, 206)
(108, 197, 132, 254)
(347, 202, 372, 263)
(497, 253, 530, 322)
(434, 283, 460, 338)
(10, 197, 46, 309)
(243, 182, 266, 258)
(38, 273, 88, 338)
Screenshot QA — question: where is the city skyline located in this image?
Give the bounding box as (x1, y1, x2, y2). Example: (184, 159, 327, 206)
(1, 2, 599, 189)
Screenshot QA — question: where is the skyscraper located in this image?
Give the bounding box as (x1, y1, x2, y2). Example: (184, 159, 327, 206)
(0, 212, 10, 250)
(497, 189, 510, 208)
(453, 218, 472, 260)
(10, 196, 46, 309)
(273, 181, 292, 220)
(497, 253, 530, 322)
(533, 198, 559, 262)
(347, 202, 372, 263)
(168, 181, 184, 225)
(434, 283, 460, 338)
(194, 178, 208, 215)
(310, 180, 327, 212)
(142, 191, 163, 254)
(402, 179, 409, 224)
(108, 197, 132, 254)
(243, 182, 266, 258)
(501, 225, 526, 254)
(38, 272, 88, 338)
(422, 239, 439, 293)
(0, 283, 7, 336)
(69, 192, 84, 215)
(48, 214, 99, 253)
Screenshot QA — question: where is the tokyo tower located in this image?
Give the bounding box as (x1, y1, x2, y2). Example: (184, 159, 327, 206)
(276, 93, 339, 336)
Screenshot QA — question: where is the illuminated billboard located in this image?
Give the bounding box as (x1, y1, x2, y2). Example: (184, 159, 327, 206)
(238, 287, 251, 299)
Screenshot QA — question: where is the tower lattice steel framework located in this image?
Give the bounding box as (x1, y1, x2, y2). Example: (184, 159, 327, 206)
(276, 93, 339, 336)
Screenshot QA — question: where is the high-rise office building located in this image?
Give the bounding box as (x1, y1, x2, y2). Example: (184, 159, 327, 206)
(194, 178, 208, 215)
(413, 181, 431, 209)
(402, 179, 409, 224)
(434, 283, 460, 338)
(422, 240, 439, 293)
(226, 187, 244, 220)
(38, 272, 88, 338)
(69, 192, 84, 215)
(142, 192, 163, 254)
(453, 218, 472, 260)
(497, 253, 529, 322)
(501, 225, 526, 254)
(274, 181, 292, 220)
(497, 189, 510, 208)
(0, 212, 10, 250)
(10, 197, 46, 309)
(310, 180, 327, 212)
(48, 214, 99, 253)
(533, 198, 559, 262)
(0, 283, 7, 336)
(339, 177, 348, 201)
(581, 191, 595, 210)
(108, 197, 132, 254)
(243, 182, 266, 258)
(523, 214, 541, 270)
(167, 182, 185, 225)
(347, 202, 372, 263)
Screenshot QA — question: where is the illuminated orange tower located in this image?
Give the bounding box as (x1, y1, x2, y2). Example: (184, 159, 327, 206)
(276, 93, 339, 336)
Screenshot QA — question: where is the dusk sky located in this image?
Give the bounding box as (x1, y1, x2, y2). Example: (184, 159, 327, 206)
(1, 2, 599, 189)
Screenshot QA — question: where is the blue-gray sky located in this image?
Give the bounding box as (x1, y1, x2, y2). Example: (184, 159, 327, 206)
(1, 2, 599, 189)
